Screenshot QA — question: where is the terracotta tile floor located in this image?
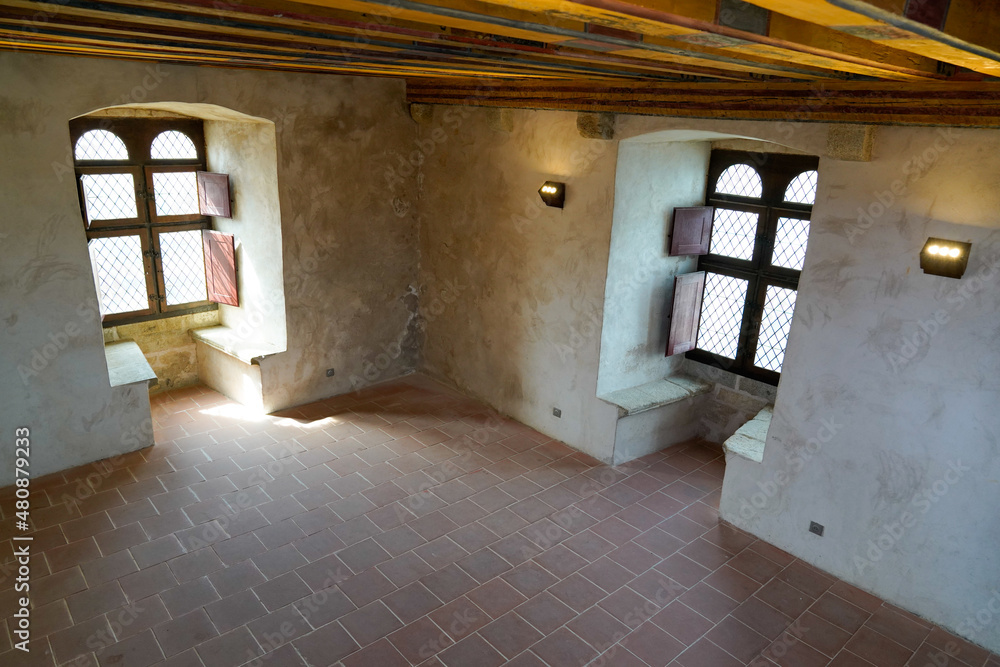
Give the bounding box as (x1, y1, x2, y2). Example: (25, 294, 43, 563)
(2, 376, 998, 667)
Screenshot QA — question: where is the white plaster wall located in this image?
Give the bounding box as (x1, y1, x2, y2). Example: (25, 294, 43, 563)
(598, 140, 708, 395)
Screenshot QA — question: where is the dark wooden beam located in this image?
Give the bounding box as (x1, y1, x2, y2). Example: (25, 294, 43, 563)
(406, 78, 1000, 126)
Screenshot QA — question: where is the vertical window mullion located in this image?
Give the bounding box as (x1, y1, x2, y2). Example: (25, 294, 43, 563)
(137, 165, 164, 314)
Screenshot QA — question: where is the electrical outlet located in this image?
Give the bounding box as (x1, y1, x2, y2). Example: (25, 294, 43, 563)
(809, 521, 824, 536)
(552, 407, 562, 418)
(326, 368, 335, 377)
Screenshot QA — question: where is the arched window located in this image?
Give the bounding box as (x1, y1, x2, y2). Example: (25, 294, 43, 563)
(684, 151, 818, 381)
(151, 130, 198, 160)
(715, 163, 763, 198)
(72, 117, 213, 322)
(784, 170, 818, 205)
(74, 130, 129, 161)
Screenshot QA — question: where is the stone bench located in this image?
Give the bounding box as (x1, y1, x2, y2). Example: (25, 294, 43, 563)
(723, 405, 773, 463)
(190, 326, 284, 412)
(104, 341, 157, 389)
(597, 375, 712, 464)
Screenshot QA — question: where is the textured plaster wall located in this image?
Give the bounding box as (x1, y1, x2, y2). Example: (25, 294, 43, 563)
(417, 108, 620, 461)
(0, 51, 420, 483)
(597, 140, 708, 395)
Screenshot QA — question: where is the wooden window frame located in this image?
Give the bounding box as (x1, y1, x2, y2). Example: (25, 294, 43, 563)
(686, 149, 818, 386)
(71, 117, 216, 326)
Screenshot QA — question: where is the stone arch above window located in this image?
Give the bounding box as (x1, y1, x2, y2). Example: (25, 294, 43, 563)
(75, 129, 129, 161)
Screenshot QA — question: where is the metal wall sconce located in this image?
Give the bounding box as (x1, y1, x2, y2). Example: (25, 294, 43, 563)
(538, 181, 565, 209)
(920, 237, 972, 279)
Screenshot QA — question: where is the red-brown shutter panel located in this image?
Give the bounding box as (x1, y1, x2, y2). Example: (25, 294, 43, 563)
(197, 172, 231, 218)
(666, 271, 705, 356)
(203, 230, 239, 306)
(669, 206, 714, 256)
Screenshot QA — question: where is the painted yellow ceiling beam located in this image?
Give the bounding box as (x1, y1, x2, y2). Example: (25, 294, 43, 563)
(742, 0, 1000, 76)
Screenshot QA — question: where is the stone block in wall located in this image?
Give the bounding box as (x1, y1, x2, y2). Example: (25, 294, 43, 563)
(826, 125, 875, 162)
(716, 386, 768, 415)
(577, 112, 616, 140)
(409, 103, 434, 125)
(486, 108, 513, 133)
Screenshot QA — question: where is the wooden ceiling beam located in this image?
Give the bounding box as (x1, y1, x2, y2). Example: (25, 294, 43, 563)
(742, 0, 1000, 77)
(406, 77, 1000, 126)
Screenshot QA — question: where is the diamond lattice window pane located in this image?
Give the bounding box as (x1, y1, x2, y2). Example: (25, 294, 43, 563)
(160, 230, 208, 305)
(710, 208, 758, 260)
(716, 163, 763, 198)
(152, 171, 199, 217)
(151, 131, 198, 160)
(784, 170, 818, 205)
(89, 236, 148, 315)
(80, 173, 137, 223)
(754, 285, 797, 372)
(698, 273, 748, 359)
(75, 130, 129, 161)
(772, 217, 810, 271)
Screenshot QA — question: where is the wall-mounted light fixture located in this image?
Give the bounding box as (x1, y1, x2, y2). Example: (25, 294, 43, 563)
(920, 237, 972, 279)
(538, 181, 565, 209)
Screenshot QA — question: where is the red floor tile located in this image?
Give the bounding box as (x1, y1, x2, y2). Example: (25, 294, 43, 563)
(1, 378, 995, 667)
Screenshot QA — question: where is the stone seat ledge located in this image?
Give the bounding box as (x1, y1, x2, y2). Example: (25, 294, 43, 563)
(105, 341, 157, 388)
(190, 325, 283, 365)
(598, 375, 712, 419)
(723, 405, 773, 463)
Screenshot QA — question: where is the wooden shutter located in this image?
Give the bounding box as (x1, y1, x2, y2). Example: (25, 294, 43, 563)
(669, 206, 714, 256)
(202, 230, 239, 306)
(666, 271, 705, 356)
(197, 171, 231, 218)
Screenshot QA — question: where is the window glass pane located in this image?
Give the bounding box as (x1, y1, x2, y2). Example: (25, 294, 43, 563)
(698, 273, 748, 360)
(151, 131, 198, 160)
(75, 130, 129, 161)
(89, 236, 148, 315)
(772, 217, 810, 271)
(710, 208, 758, 260)
(80, 173, 137, 222)
(153, 171, 199, 217)
(784, 170, 818, 205)
(160, 230, 208, 305)
(754, 285, 797, 372)
(716, 163, 762, 198)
